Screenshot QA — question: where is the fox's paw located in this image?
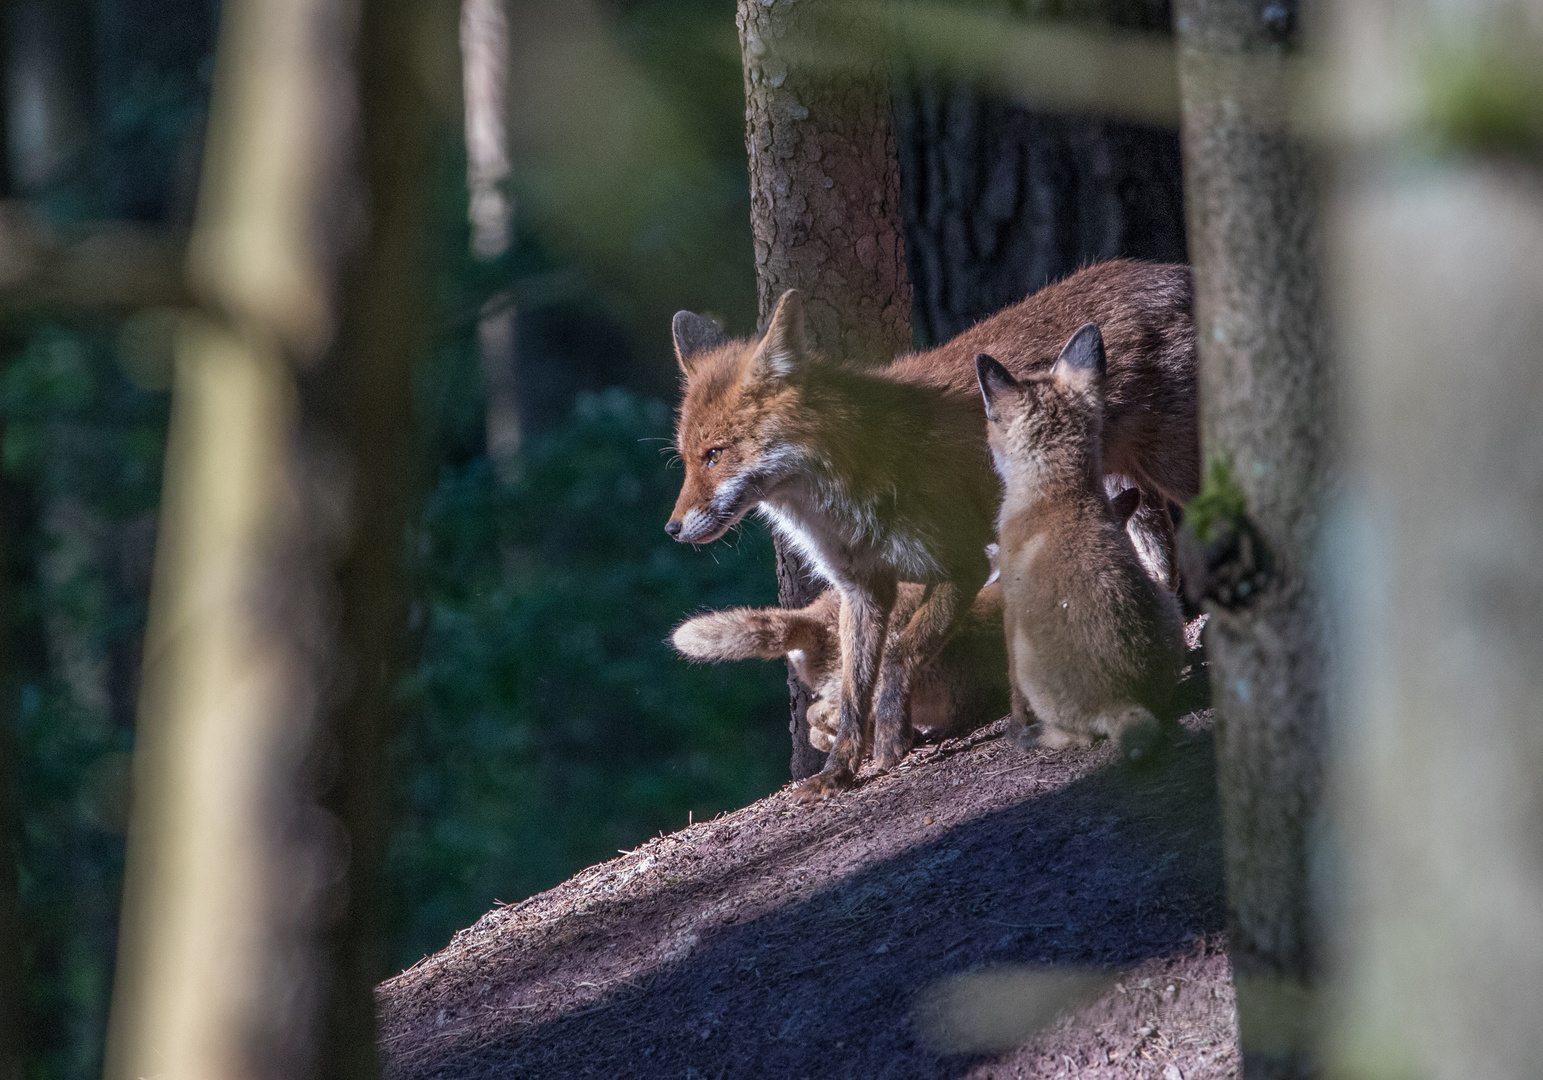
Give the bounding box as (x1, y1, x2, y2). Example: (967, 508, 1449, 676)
(873, 727, 914, 770)
(793, 768, 855, 804)
(1009, 720, 1083, 752)
(1007, 718, 1044, 752)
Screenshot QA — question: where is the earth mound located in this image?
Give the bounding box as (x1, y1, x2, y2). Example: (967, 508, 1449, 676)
(379, 713, 1238, 1079)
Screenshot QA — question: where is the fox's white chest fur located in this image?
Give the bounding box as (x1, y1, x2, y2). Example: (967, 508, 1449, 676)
(757, 482, 943, 589)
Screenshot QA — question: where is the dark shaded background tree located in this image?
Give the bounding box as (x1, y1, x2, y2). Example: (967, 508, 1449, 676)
(309, 0, 459, 1074)
(1173, 0, 1332, 1075)
(736, 0, 915, 777)
(895, 0, 1187, 347)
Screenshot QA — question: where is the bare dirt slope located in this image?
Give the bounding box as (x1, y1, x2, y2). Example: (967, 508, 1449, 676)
(379, 714, 1238, 1079)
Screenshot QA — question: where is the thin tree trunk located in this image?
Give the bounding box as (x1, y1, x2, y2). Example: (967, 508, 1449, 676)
(1325, 2, 1543, 1077)
(736, 0, 913, 778)
(1173, 1, 1332, 1076)
(461, 0, 521, 462)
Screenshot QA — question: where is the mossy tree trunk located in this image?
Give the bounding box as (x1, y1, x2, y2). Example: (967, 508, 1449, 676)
(736, 0, 913, 778)
(1173, 1, 1334, 1075)
(1325, 1, 1543, 1076)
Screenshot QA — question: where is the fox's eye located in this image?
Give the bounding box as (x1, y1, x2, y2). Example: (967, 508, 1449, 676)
(704, 447, 725, 467)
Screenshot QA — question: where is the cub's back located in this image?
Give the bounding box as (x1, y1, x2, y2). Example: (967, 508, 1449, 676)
(999, 496, 1183, 706)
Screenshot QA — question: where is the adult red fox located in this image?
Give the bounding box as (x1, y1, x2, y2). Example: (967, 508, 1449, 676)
(978, 326, 1188, 761)
(666, 260, 1195, 799)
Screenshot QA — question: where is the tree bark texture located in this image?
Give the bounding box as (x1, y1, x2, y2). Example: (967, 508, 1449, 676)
(895, 78, 1188, 347)
(309, 1, 455, 1077)
(1174, 1, 1333, 1076)
(1325, 3, 1543, 1078)
(737, 0, 913, 778)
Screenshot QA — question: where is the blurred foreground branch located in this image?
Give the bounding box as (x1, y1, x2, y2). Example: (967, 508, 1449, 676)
(103, 0, 352, 1075)
(1326, 2, 1543, 1078)
(0, 212, 191, 322)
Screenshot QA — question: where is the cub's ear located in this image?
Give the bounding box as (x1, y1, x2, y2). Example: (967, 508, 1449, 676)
(672, 310, 729, 374)
(1051, 322, 1106, 391)
(975, 353, 1019, 422)
(749, 289, 807, 382)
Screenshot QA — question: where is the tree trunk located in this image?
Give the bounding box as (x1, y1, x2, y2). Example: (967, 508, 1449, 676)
(461, 0, 521, 463)
(737, 0, 913, 778)
(1173, 2, 1332, 1076)
(1325, 2, 1543, 1077)
(309, 0, 454, 1076)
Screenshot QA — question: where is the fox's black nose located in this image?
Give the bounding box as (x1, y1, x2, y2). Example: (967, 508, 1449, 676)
(665, 520, 682, 537)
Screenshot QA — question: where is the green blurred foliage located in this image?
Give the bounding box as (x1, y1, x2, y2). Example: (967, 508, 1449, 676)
(391, 388, 786, 966)
(1, 326, 168, 1080)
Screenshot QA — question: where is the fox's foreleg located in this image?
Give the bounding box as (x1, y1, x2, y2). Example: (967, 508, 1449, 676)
(872, 580, 971, 769)
(795, 572, 895, 802)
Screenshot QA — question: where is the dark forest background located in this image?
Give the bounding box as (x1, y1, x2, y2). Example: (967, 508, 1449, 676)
(0, 0, 1183, 1076)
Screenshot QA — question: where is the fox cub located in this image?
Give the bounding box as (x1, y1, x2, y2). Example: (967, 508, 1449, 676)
(666, 261, 1195, 799)
(978, 324, 1187, 762)
(670, 491, 1142, 751)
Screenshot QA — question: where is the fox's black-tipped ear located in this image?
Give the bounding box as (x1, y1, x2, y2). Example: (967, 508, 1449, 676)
(673, 310, 729, 374)
(750, 289, 807, 382)
(976, 353, 1018, 421)
(1051, 322, 1106, 391)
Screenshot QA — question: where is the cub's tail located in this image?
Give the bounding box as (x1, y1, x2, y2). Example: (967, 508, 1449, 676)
(670, 607, 826, 663)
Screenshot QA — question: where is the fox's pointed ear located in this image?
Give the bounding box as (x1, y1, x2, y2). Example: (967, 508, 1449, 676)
(975, 353, 1018, 422)
(1051, 322, 1106, 391)
(673, 311, 729, 374)
(749, 290, 807, 382)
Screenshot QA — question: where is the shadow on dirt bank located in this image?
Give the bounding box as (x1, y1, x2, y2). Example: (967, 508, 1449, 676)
(382, 724, 1226, 1080)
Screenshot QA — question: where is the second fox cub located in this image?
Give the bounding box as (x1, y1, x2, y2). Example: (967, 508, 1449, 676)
(979, 325, 1187, 761)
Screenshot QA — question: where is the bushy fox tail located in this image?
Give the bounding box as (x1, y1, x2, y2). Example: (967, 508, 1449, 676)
(671, 607, 826, 663)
